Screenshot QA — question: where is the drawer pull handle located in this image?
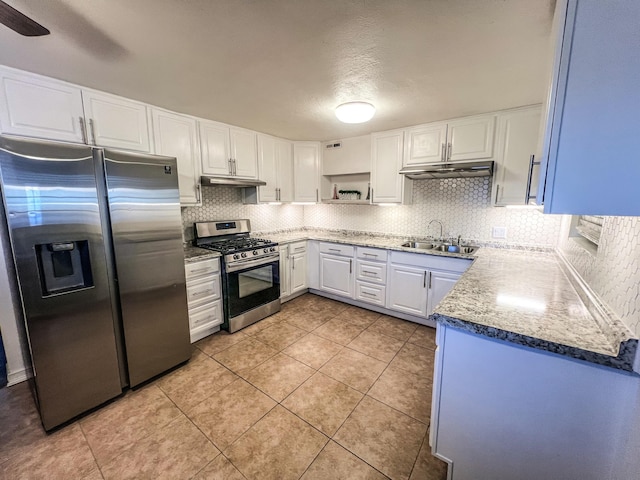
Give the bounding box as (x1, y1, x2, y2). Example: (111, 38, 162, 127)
(362, 271, 377, 276)
(362, 253, 377, 257)
(189, 267, 210, 274)
(362, 291, 376, 297)
(191, 290, 211, 298)
(328, 248, 341, 252)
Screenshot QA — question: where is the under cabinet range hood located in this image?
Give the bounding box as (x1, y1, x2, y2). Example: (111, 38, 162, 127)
(200, 175, 267, 187)
(399, 161, 494, 179)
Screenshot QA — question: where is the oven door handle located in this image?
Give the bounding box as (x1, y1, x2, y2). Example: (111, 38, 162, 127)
(225, 254, 279, 273)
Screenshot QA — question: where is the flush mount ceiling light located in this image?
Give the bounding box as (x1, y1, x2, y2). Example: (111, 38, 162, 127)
(335, 102, 376, 124)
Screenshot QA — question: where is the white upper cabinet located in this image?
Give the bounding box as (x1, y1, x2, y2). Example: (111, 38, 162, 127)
(229, 127, 257, 178)
(256, 134, 278, 202)
(199, 120, 231, 176)
(152, 109, 201, 206)
(492, 106, 542, 206)
(248, 135, 294, 204)
(0, 67, 85, 143)
(199, 120, 257, 179)
(276, 138, 294, 202)
(0, 68, 151, 151)
(371, 129, 412, 204)
(293, 141, 320, 202)
(403, 114, 496, 166)
(403, 123, 448, 166)
(537, 0, 640, 215)
(81, 90, 151, 152)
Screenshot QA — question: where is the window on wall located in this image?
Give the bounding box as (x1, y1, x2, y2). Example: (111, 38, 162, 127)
(569, 215, 603, 254)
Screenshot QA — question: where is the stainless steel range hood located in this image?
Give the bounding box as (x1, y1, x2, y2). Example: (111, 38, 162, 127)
(399, 161, 494, 179)
(201, 175, 267, 187)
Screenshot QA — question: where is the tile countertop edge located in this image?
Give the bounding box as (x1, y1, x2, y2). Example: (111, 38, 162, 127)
(433, 313, 639, 373)
(183, 246, 221, 263)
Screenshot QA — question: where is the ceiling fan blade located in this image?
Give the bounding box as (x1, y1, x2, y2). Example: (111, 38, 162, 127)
(0, 1, 49, 36)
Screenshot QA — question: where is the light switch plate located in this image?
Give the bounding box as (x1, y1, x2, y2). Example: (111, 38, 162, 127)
(492, 226, 507, 239)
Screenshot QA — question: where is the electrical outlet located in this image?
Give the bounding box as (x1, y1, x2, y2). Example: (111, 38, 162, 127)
(492, 226, 507, 239)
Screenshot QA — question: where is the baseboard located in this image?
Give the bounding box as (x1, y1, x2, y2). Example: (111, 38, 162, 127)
(281, 289, 309, 303)
(308, 289, 436, 327)
(7, 367, 29, 386)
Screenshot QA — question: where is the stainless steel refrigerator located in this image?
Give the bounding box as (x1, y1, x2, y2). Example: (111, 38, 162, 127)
(0, 135, 190, 430)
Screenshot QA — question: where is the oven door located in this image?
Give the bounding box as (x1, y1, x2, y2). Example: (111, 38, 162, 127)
(225, 257, 280, 319)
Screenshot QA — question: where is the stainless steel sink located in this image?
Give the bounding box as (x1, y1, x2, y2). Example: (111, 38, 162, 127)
(431, 244, 478, 254)
(400, 241, 478, 254)
(401, 241, 437, 249)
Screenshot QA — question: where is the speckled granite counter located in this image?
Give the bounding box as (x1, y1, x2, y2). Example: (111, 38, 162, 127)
(432, 248, 637, 371)
(256, 229, 478, 260)
(183, 246, 221, 263)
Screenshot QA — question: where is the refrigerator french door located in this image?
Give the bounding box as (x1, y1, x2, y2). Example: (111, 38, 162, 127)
(0, 135, 190, 430)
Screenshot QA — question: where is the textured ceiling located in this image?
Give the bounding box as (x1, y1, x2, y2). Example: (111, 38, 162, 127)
(0, 0, 555, 141)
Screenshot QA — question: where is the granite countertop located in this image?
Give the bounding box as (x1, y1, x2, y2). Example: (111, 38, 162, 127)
(183, 245, 221, 263)
(257, 229, 478, 260)
(432, 248, 637, 371)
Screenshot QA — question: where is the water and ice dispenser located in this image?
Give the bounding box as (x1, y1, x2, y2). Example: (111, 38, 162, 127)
(35, 240, 94, 296)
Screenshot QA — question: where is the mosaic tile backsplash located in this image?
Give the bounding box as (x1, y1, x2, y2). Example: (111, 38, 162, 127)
(558, 216, 640, 337)
(181, 187, 305, 241)
(305, 178, 563, 247)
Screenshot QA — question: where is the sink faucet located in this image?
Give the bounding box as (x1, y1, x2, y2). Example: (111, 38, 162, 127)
(428, 220, 443, 240)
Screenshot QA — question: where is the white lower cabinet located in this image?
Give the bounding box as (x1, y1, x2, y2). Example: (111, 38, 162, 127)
(427, 270, 462, 316)
(280, 241, 308, 300)
(185, 257, 223, 343)
(355, 247, 388, 307)
(387, 251, 471, 318)
(386, 264, 430, 316)
(289, 242, 308, 296)
(318, 242, 355, 298)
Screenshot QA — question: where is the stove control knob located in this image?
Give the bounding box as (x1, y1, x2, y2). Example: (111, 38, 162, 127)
(233, 254, 239, 260)
(253, 250, 259, 256)
(270, 247, 276, 252)
(263, 248, 269, 254)
(241, 252, 247, 258)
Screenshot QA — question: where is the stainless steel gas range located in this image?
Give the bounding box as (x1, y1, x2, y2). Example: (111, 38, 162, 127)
(193, 220, 280, 333)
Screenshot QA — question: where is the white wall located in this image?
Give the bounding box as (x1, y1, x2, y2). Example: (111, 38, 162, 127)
(0, 212, 29, 385)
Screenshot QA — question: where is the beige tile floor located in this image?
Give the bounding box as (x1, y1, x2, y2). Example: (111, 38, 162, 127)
(0, 293, 448, 480)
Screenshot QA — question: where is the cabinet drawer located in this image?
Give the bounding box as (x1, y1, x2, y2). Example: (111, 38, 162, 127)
(186, 275, 220, 308)
(356, 282, 386, 307)
(319, 242, 354, 257)
(389, 251, 472, 273)
(188, 300, 222, 329)
(356, 260, 387, 284)
(356, 247, 388, 262)
(289, 241, 307, 254)
(185, 258, 220, 279)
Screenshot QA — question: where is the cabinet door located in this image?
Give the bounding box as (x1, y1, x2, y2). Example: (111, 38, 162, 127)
(290, 252, 307, 295)
(539, 0, 640, 215)
(0, 69, 85, 143)
(427, 270, 460, 316)
(82, 90, 151, 152)
(276, 139, 294, 202)
(387, 264, 428, 317)
(447, 114, 496, 161)
(257, 134, 278, 202)
(403, 122, 448, 166)
(293, 142, 320, 202)
(493, 106, 542, 206)
(199, 120, 231, 176)
(230, 127, 257, 178)
(371, 130, 411, 204)
(152, 110, 201, 206)
(279, 245, 290, 298)
(319, 254, 353, 298)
